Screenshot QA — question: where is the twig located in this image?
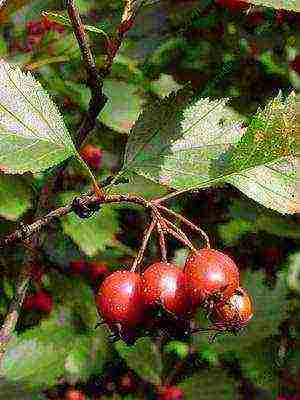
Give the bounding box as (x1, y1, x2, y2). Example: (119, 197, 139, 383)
(131, 213, 157, 272)
(0, 0, 138, 364)
(156, 204, 210, 248)
(162, 218, 196, 252)
(156, 221, 167, 263)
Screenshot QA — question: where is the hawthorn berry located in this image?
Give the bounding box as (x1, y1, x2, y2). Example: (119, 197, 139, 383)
(184, 248, 240, 308)
(96, 270, 145, 327)
(69, 260, 86, 276)
(80, 144, 103, 170)
(65, 388, 85, 400)
(159, 386, 184, 400)
(142, 262, 190, 317)
(215, 0, 249, 12)
(88, 261, 109, 282)
(23, 291, 53, 314)
(211, 286, 253, 332)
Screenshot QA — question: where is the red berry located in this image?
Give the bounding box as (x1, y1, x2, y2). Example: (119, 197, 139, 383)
(88, 261, 109, 281)
(211, 287, 253, 332)
(246, 12, 264, 26)
(96, 270, 145, 327)
(23, 291, 53, 314)
(69, 260, 86, 276)
(215, 0, 249, 12)
(290, 55, 300, 75)
(184, 248, 240, 307)
(159, 386, 184, 400)
(80, 144, 102, 170)
(142, 262, 190, 316)
(65, 389, 85, 400)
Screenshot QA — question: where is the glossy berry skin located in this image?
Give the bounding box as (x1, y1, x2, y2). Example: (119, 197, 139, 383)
(65, 389, 85, 400)
(159, 386, 184, 400)
(80, 144, 102, 170)
(142, 262, 190, 316)
(211, 287, 253, 332)
(96, 270, 145, 327)
(23, 291, 53, 314)
(184, 249, 240, 307)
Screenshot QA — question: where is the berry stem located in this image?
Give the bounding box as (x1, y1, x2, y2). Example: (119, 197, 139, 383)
(156, 204, 210, 248)
(131, 214, 157, 272)
(156, 221, 167, 263)
(162, 218, 196, 252)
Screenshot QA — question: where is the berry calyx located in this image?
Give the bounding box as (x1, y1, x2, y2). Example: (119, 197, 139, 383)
(211, 287, 253, 332)
(159, 386, 184, 400)
(142, 262, 190, 316)
(96, 270, 145, 327)
(23, 291, 53, 314)
(184, 248, 240, 308)
(88, 261, 109, 281)
(80, 144, 103, 170)
(65, 388, 86, 400)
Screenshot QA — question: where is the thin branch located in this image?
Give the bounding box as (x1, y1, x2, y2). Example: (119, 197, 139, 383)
(156, 221, 167, 263)
(156, 204, 210, 248)
(162, 218, 196, 252)
(131, 213, 157, 272)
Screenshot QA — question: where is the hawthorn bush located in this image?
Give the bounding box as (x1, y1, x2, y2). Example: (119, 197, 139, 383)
(0, 0, 299, 399)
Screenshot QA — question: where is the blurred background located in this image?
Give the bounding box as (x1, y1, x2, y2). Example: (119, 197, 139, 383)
(0, 0, 299, 399)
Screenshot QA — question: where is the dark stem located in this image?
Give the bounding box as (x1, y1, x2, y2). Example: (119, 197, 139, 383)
(156, 221, 167, 263)
(156, 204, 210, 248)
(162, 217, 196, 252)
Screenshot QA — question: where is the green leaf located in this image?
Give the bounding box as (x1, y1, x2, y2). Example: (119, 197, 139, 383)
(179, 368, 239, 400)
(0, 307, 77, 390)
(0, 60, 76, 174)
(244, 0, 300, 12)
(0, 175, 32, 220)
(287, 252, 300, 293)
(239, 338, 281, 392)
(123, 90, 298, 214)
(115, 337, 162, 386)
(59, 192, 122, 257)
(42, 11, 110, 41)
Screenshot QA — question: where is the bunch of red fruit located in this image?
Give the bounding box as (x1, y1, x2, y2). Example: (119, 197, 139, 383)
(96, 248, 253, 343)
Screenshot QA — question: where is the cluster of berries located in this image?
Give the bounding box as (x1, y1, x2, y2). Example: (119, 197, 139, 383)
(26, 16, 65, 50)
(96, 248, 253, 343)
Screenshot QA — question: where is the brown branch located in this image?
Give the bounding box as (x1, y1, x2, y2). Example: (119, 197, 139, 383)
(0, 0, 138, 364)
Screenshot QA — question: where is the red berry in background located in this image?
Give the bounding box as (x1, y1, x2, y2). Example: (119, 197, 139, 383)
(246, 12, 265, 26)
(184, 248, 240, 308)
(159, 386, 184, 400)
(88, 261, 109, 281)
(142, 262, 190, 316)
(69, 260, 86, 276)
(80, 144, 103, 170)
(290, 54, 300, 75)
(96, 270, 145, 327)
(211, 287, 253, 332)
(23, 291, 53, 314)
(215, 0, 249, 12)
(65, 389, 86, 400)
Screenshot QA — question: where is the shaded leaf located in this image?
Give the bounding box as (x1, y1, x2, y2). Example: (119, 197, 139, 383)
(245, 0, 300, 12)
(0, 60, 76, 174)
(115, 337, 162, 386)
(0, 307, 77, 390)
(0, 174, 32, 220)
(59, 192, 122, 257)
(179, 368, 239, 400)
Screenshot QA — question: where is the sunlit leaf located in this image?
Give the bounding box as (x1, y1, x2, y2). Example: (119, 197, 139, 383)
(245, 0, 300, 12)
(123, 90, 298, 214)
(0, 60, 76, 174)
